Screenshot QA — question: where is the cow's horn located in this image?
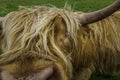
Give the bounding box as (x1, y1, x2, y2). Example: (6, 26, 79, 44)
(75, 0, 120, 25)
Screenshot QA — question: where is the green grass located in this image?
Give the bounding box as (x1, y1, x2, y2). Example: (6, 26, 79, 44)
(90, 74, 120, 80)
(0, 0, 116, 16)
(0, 0, 120, 80)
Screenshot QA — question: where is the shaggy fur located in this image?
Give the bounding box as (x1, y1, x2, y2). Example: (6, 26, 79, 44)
(73, 12, 120, 80)
(0, 6, 120, 80)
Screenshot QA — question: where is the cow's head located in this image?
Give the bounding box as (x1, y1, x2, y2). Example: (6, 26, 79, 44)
(0, 0, 120, 80)
(0, 7, 78, 80)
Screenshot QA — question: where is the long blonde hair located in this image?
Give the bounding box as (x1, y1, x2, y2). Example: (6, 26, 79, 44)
(0, 6, 79, 78)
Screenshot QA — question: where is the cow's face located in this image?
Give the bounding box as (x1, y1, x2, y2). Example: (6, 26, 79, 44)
(0, 8, 75, 80)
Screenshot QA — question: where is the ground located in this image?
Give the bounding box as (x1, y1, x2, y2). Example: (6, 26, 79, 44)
(0, 0, 120, 80)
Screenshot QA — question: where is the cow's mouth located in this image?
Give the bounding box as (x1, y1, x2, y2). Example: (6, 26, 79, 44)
(1, 66, 63, 80)
(0, 59, 66, 80)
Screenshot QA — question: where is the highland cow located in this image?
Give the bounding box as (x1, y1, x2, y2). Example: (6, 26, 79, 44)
(0, 0, 120, 80)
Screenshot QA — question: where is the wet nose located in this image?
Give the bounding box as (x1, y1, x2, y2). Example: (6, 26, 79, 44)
(32, 67, 53, 80)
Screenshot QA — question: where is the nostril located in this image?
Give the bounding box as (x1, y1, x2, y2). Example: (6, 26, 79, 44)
(30, 66, 62, 80)
(39, 67, 54, 80)
(32, 67, 53, 80)
(47, 67, 62, 80)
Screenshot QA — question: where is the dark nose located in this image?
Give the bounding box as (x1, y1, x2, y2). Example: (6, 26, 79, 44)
(32, 67, 53, 80)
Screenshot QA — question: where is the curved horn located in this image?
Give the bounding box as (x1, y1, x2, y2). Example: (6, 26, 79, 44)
(76, 0, 120, 25)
